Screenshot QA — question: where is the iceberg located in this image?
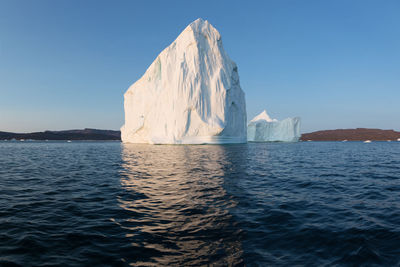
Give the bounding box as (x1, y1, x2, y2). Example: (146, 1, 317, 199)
(121, 18, 247, 144)
(247, 110, 301, 142)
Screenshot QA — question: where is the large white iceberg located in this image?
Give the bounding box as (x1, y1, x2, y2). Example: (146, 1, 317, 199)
(247, 110, 301, 142)
(121, 18, 247, 144)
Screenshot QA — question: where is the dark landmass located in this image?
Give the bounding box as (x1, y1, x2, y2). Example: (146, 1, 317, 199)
(0, 128, 121, 141)
(2, 128, 400, 142)
(301, 128, 400, 141)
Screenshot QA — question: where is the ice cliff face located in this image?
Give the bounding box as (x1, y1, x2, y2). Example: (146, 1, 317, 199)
(121, 18, 247, 144)
(248, 110, 301, 142)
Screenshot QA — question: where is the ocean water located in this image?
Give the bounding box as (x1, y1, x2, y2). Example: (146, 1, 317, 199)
(0, 141, 399, 266)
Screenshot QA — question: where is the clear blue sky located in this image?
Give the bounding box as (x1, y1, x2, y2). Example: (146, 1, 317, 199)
(1, 0, 399, 133)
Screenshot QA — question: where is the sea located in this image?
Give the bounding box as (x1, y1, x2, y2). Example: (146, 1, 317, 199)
(0, 141, 399, 266)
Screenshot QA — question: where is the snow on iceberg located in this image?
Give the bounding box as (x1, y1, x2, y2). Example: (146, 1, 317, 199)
(247, 110, 301, 142)
(121, 18, 247, 144)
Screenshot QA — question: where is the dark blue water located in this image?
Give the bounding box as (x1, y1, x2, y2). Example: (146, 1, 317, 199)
(0, 141, 399, 266)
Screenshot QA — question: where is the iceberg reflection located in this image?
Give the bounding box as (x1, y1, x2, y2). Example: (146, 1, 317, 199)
(119, 144, 244, 265)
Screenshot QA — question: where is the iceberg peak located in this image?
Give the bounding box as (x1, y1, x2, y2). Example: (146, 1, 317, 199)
(188, 18, 209, 30)
(186, 18, 215, 36)
(173, 18, 222, 50)
(250, 110, 277, 123)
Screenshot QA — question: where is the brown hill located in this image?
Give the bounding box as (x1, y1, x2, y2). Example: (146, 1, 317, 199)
(301, 128, 400, 141)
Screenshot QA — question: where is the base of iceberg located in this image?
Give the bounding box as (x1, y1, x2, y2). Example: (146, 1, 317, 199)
(247, 110, 301, 142)
(120, 130, 247, 144)
(148, 136, 247, 145)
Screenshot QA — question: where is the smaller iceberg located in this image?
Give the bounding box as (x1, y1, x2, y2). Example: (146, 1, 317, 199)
(247, 110, 301, 142)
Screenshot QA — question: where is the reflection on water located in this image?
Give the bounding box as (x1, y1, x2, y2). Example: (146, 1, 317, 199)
(119, 144, 245, 265)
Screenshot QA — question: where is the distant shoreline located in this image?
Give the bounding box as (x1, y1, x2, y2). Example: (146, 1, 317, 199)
(0, 128, 120, 141)
(2, 128, 400, 142)
(300, 128, 400, 141)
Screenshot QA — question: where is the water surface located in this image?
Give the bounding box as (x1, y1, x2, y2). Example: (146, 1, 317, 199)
(0, 141, 399, 266)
